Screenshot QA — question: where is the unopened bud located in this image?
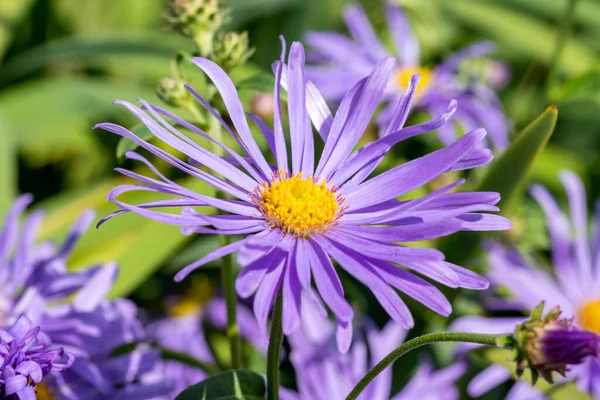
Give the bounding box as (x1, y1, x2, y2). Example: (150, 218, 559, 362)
(157, 76, 191, 108)
(165, 0, 225, 39)
(503, 302, 600, 384)
(212, 31, 254, 72)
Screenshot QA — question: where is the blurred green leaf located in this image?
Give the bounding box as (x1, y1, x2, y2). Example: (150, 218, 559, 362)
(0, 76, 156, 185)
(175, 369, 266, 400)
(116, 124, 154, 161)
(441, 0, 598, 75)
(0, 33, 191, 86)
(236, 73, 276, 94)
(52, 0, 163, 34)
(0, 119, 16, 215)
(478, 106, 558, 213)
(0, 0, 35, 60)
(440, 106, 557, 263)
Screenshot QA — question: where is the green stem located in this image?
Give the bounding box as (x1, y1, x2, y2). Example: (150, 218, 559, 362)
(345, 332, 503, 400)
(267, 290, 284, 400)
(220, 243, 243, 369)
(160, 348, 220, 375)
(546, 0, 579, 98)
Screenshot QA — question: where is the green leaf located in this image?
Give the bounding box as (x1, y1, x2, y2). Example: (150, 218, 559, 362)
(441, 0, 598, 75)
(236, 74, 276, 94)
(175, 369, 266, 400)
(439, 106, 557, 263)
(478, 106, 558, 212)
(0, 33, 191, 86)
(116, 124, 154, 160)
(0, 119, 16, 215)
(0, 0, 35, 60)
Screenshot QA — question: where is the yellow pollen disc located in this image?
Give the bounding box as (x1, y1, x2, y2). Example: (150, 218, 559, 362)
(36, 383, 55, 400)
(259, 172, 340, 237)
(168, 297, 201, 318)
(578, 299, 600, 334)
(395, 66, 433, 95)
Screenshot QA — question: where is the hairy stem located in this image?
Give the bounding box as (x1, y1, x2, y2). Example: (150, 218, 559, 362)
(345, 332, 503, 400)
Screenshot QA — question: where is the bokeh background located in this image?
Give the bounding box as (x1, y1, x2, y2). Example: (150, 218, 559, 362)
(1, 0, 599, 398)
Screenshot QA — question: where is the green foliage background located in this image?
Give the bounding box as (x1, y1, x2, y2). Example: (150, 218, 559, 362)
(0, 0, 599, 398)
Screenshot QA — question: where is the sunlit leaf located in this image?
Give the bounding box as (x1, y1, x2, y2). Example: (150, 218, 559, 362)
(0, 33, 191, 86)
(0, 118, 16, 215)
(175, 369, 266, 400)
(441, 0, 598, 75)
(478, 106, 558, 212)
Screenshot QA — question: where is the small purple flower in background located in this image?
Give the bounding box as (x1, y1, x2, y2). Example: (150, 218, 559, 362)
(281, 300, 465, 400)
(451, 170, 600, 399)
(149, 298, 266, 398)
(0, 195, 171, 399)
(97, 39, 509, 352)
(0, 315, 72, 399)
(305, 2, 510, 150)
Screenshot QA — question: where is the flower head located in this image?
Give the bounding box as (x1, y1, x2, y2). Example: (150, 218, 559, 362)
(451, 170, 600, 398)
(97, 39, 509, 352)
(0, 315, 72, 399)
(503, 302, 600, 384)
(0, 195, 171, 398)
(305, 2, 510, 150)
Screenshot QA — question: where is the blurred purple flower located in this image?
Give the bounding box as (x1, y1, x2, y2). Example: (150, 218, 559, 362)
(97, 40, 509, 352)
(305, 2, 510, 150)
(148, 298, 266, 398)
(281, 300, 464, 400)
(451, 170, 600, 398)
(1, 195, 170, 399)
(0, 315, 72, 399)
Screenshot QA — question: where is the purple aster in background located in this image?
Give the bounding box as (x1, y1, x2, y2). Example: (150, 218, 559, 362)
(0, 195, 170, 399)
(305, 2, 510, 150)
(97, 39, 510, 352)
(451, 170, 600, 399)
(149, 298, 266, 398)
(281, 299, 465, 400)
(0, 315, 72, 399)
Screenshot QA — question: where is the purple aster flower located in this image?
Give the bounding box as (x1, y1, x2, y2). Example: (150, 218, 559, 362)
(0, 315, 72, 399)
(281, 299, 465, 400)
(96, 39, 510, 352)
(1, 195, 171, 399)
(149, 298, 266, 398)
(305, 2, 510, 150)
(451, 170, 600, 398)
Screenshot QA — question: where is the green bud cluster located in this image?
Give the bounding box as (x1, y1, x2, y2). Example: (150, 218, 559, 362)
(496, 302, 568, 385)
(156, 76, 191, 108)
(212, 32, 255, 72)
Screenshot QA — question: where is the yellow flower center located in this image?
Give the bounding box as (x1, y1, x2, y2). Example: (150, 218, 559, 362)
(256, 171, 342, 237)
(395, 66, 433, 96)
(36, 383, 55, 400)
(578, 299, 600, 334)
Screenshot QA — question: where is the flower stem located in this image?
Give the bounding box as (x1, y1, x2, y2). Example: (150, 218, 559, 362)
(345, 332, 503, 400)
(267, 290, 284, 400)
(220, 244, 243, 369)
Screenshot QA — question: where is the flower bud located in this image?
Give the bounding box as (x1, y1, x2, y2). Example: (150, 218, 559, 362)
(165, 0, 225, 40)
(503, 302, 600, 384)
(211, 31, 254, 72)
(157, 76, 191, 108)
